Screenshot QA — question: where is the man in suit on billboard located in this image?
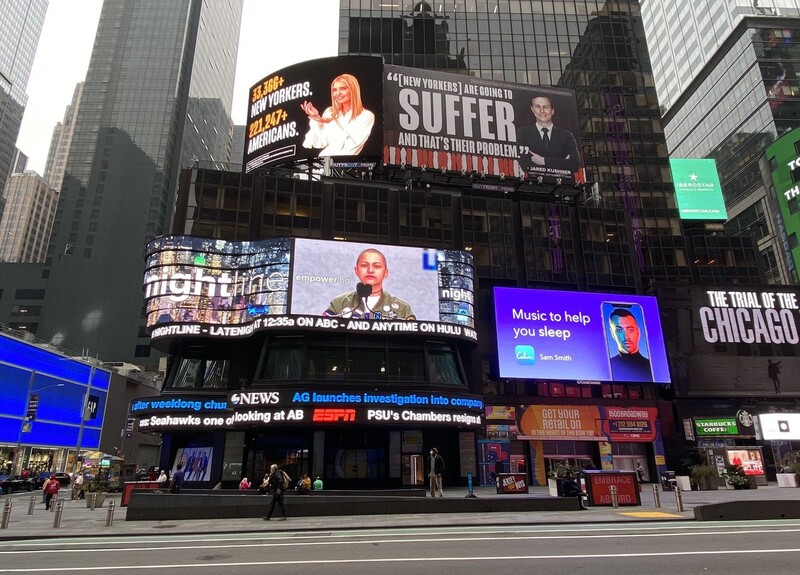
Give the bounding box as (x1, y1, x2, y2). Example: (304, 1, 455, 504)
(517, 95, 580, 176)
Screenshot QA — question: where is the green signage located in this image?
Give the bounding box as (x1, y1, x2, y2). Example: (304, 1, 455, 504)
(765, 128, 800, 282)
(694, 417, 738, 437)
(669, 158, 728, 220)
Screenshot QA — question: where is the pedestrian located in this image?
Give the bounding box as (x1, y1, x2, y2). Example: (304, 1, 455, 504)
(263, 464, 288, 521)
(313, 476, 323, 490)
(239, 477, 251, 490)
(157, 469, 168, 484)
(170, 464, 185, 494)
(428, 447, 445, 497)
(41, 475, 51, 504)
(296, 474, 311, 494)
(636, 462, 645, 483)
(71, 473, 84, 500)
(44, 475, 60, 510)
(561, 471, 587, 509)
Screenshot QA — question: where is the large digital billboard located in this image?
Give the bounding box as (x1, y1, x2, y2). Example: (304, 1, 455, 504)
(765, 127, 800, 281)
(143, 236, 476, 342)
(493, 287, 670, 383)
(669, 158, 727, 220)
(384, 65, 584, 185)
(244, 57, 584, 186)
(244, 56, 384, 172)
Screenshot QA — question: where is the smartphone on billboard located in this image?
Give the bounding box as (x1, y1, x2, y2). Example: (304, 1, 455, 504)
(602, 302, 654, 383)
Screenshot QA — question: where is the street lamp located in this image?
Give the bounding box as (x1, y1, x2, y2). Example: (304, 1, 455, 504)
(14, 374, 65, 473)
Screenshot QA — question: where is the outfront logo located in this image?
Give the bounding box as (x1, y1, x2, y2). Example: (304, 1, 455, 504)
(515, 345, 536, 365)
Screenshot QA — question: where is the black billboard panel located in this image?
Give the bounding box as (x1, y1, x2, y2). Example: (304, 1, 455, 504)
(383, 65, 585, 185)
(244, 56, 384, 172)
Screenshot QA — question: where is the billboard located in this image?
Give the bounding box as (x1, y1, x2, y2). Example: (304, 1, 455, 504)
(758, 413, 800, 440)
(244, 57, 584, 185)
(669, 158, 727, 220)
(384, 65, 584, 185)
(143, 236, 476, 342)
(493, 287, 670, 382)
(244, 56, 384, 172)
(765, 127, 800, 281)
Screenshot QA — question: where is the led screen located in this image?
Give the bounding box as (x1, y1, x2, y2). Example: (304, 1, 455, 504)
(244, 56, 384, 172)
(669, 158, 727, 220)
(143, 236, 476, 342)
(384, 65, 584, 185)
(493, 287, 670, 383)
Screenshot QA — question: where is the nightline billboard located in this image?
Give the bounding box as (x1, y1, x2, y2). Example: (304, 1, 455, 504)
(143, 236, 476, 343)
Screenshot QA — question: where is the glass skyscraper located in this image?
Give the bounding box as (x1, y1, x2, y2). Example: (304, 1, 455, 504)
(0, 0, 242, 364)
(0, 0, 47, 197)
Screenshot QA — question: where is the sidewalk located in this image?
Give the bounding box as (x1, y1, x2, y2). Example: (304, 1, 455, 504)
(0, 483, 798, 541)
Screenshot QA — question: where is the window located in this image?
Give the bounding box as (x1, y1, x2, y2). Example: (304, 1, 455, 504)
(169, 358, 230, 390)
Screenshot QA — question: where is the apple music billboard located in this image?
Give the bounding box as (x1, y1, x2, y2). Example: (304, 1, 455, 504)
(493, 287, 670, 383)
(143, 236, 476, 343)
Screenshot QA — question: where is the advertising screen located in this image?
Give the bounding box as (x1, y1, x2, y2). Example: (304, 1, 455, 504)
(143, 236, 476, 342)
(493, 287, 670, 382)
(384, 65, 584, 185)
(765, 127, 800, 281)
(669, 158, 727, 220)
(244, 56, 384, 173)
(758, 413, 800, 440)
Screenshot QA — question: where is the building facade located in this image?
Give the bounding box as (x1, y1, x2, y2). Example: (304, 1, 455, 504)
(0, 171, 57, 263)
(43, 82, 84, 193)
(0, 0, 243, 365)
(0, 0, 47, 196)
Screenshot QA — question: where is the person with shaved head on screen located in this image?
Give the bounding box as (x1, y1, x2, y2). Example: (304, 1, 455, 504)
(324, 248, 415, 320)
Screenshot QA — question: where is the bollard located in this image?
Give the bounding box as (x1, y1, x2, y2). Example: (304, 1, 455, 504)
(49, 493, 57, 513)
(1, 499, 11, 529)
(465, 471, 477, 499)
(674, 485, 684, 512)
(53, 501, 64, 528)
(106, 500, 116, 527)
(89, 492, 97, 511)
(652, 484, 661, 508)
(27, 496, 36, 515)
(610, 485, 619, 509)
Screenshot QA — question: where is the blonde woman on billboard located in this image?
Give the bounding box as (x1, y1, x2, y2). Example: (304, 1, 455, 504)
(301, 74, 375, 156)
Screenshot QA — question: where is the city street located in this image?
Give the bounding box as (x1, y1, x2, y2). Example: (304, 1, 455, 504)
(1, 520, 799, 574)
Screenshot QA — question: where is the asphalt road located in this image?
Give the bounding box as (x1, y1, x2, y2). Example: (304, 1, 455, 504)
(1, 520, 800, 574)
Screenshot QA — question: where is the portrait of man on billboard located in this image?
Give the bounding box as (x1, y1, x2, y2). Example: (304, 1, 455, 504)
(517, 94, 580, 177)
(324, 248, 415, 320)
(604, 304, 653, 383)
(301, 73, 375, 156)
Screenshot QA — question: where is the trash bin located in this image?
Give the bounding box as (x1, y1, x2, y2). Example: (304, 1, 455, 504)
(660, 471, 676, 492)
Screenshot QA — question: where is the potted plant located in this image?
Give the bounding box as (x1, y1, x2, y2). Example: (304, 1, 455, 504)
(724, 465, 750, 490)
(690, 464, 718, 490)
(84, 477, 110, 508)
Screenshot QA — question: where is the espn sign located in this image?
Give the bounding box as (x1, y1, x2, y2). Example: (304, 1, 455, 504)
(312, 408, 356, 423)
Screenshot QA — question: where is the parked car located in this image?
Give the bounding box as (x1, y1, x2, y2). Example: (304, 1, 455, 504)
(33, 472, 72, 490)
(0, 475, 36, 494)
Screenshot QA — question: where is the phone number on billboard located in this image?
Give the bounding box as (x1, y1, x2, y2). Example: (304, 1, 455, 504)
(150, 314, 477, 342)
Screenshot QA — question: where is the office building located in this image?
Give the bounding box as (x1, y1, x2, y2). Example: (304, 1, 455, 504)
(641, 6, 800, 285)
(0, 0, 243, 365)
(0, 171, 57, 263)
(0, 0, 47, 196)
(43, 82, 83, 192)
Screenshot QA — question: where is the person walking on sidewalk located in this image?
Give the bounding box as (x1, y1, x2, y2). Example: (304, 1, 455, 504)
(263, 464, 289, 521)
(71, 472, 84, 500)
(170, 464, 185, 494)
(44, 475, 60, 510)
(428, 447, 445, 497)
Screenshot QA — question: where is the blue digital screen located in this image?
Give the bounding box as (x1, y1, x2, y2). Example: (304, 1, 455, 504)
(493, 287, 671, 383)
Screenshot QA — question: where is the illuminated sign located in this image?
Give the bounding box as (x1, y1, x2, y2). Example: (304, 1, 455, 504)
(697, 289, 800, 345)
(312, 408, 356, 423)
(144, 236, 476, 343)
(384, 66, 584, 185)
(519, 405, 658, 442)
(493, 287, 670, 382)
(229, 391, 280, 406)
(669, 158, 727, 220)
(244, 56, 384, 172)
(766, 128, 800, 281)
(130, 396, 229, 414)
(584, 472, 641, 506)
(694, 417, 738, 437)
(758, 412, 800, 440)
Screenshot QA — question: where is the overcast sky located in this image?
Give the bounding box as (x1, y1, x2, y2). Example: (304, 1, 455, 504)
(16, 0, 338, 175)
